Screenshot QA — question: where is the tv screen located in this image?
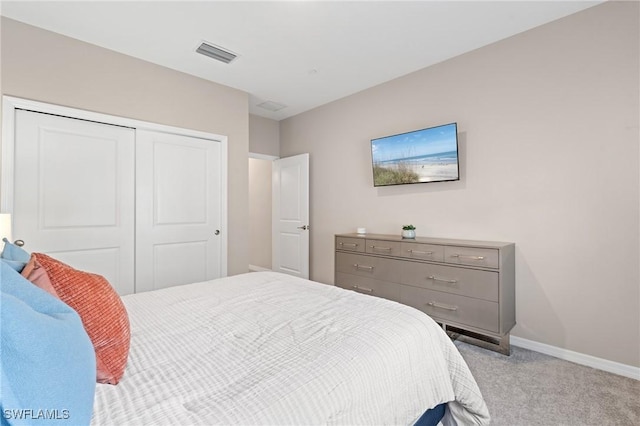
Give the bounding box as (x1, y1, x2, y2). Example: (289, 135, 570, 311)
(371, 122, 459, 187)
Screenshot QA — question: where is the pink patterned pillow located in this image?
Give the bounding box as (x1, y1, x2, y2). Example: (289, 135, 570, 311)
(21, 255, 58, 298)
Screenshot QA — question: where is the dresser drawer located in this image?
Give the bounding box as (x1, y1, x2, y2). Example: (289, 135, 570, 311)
(400, 286, 499, 333)
(335, 272, 400, 302)
(400, 262, 498, 302)
(444, 246, 499, 269)
(335, 252, 400, 282)
(336, 236, 365, 253)
(366, 239, 402, 257)
(400, 242, 445, 262)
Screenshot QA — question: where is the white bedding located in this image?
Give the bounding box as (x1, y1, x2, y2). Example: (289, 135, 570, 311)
(92, 271, 489, 425)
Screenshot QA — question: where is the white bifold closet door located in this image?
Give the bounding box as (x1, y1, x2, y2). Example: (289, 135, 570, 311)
(13, 109, 136, 294)
(135, 130, 222, 293)
(12, 110, 222, 295)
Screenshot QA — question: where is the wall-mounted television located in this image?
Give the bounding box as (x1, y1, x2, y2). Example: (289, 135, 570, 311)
(370, 122, 459, 187)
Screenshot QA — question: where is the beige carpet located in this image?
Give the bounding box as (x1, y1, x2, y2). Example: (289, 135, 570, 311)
(454, 341, 640, 426)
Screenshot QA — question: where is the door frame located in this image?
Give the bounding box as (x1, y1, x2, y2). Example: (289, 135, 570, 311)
(1, 95, 228, 277)
(271, 153, 310, 279)
(248, 152, 310, 278)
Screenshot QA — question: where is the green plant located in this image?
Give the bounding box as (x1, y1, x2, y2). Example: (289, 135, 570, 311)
(402, 225, 416, 230)
(373, 163, 419, 186)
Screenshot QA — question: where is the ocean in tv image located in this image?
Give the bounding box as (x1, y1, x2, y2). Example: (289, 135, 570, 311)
(371, 123, 459, 186)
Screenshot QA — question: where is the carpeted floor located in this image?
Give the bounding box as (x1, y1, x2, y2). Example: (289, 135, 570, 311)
(454, 341, 640, 426)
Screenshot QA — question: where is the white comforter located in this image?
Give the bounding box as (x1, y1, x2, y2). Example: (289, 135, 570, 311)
(92, 272, 489, 425)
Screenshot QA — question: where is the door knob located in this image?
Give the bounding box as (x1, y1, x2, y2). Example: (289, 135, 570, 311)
(214, 230, 220, 235)
(297, 225, 309, 230)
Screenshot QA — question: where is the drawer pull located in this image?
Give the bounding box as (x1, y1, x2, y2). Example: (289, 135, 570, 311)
(427, 275, 458, 284)
(353, 285, 374, 293)
(451, 254, 485, 261)
(353, 263, 374, 271)
(370, 245, 392, 251)
(339, 242, 358, 248)
(407, 249, 433, 256)
(427, 301, 459, 311)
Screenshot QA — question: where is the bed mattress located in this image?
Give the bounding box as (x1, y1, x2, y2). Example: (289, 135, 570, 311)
(92, 271, 489, 425)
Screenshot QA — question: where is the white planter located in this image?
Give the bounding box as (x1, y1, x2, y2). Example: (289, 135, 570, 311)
(401, 230, 416, 239)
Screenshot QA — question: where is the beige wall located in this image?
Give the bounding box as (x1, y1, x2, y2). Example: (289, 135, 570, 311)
(280, 1, 639, 368)
(248, 158, 272, 270)
(249, 114, 280, 157)
(0, 18, 250, 275)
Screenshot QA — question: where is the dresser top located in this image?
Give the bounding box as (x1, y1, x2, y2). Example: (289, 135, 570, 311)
(336, 233, 514, 249)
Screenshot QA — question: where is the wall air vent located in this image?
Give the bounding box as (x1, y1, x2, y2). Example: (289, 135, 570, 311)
(196, 42, 237, 64)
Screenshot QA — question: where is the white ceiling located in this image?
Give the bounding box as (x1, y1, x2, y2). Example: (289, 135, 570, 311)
(1, 0, 603, 121)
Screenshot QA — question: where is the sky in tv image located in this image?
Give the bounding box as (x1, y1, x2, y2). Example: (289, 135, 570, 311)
(371, 123, 459, 186)
(372, 123, 458, 163)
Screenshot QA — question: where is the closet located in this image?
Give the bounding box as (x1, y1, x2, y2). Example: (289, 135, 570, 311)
(10, 107, 224, 295)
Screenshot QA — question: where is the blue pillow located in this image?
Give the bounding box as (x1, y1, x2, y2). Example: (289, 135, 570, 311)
(0, 238, 30, 272)
(0, 262, 96, 426)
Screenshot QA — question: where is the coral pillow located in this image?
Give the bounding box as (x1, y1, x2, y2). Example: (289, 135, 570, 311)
(33, 253, 131, 385)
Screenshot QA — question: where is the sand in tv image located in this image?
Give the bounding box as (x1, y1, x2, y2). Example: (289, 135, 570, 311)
(371, 123, 459, 186)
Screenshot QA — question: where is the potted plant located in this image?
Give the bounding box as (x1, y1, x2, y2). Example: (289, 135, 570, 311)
(401, 225, 416, 239)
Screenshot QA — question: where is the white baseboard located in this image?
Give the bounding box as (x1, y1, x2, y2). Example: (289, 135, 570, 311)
(248, 264, 271, 272)
(511, 336, 639, 380)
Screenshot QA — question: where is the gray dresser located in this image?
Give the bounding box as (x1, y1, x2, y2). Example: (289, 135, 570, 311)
(335, 233, 515, 354)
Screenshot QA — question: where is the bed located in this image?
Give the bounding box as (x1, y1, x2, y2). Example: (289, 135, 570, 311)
(90, 271, 490, 425)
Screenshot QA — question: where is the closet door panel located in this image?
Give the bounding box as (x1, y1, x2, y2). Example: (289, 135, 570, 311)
(13, 110, 135, 295)
(154, 142, 208, 225)
(135, 130, 222, 292)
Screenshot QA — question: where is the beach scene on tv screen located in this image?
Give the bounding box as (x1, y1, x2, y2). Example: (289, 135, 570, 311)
(371, 123, 459, 186)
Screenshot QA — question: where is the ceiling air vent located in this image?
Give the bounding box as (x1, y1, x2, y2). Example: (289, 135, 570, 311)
(196, 42, 237, 64)
(257, 101, 287, 112)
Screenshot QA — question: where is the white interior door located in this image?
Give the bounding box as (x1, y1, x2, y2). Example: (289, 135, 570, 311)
(12, 110, 135, 295)
(135, 130, 222, 292)
(272, 153, 309, 278)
